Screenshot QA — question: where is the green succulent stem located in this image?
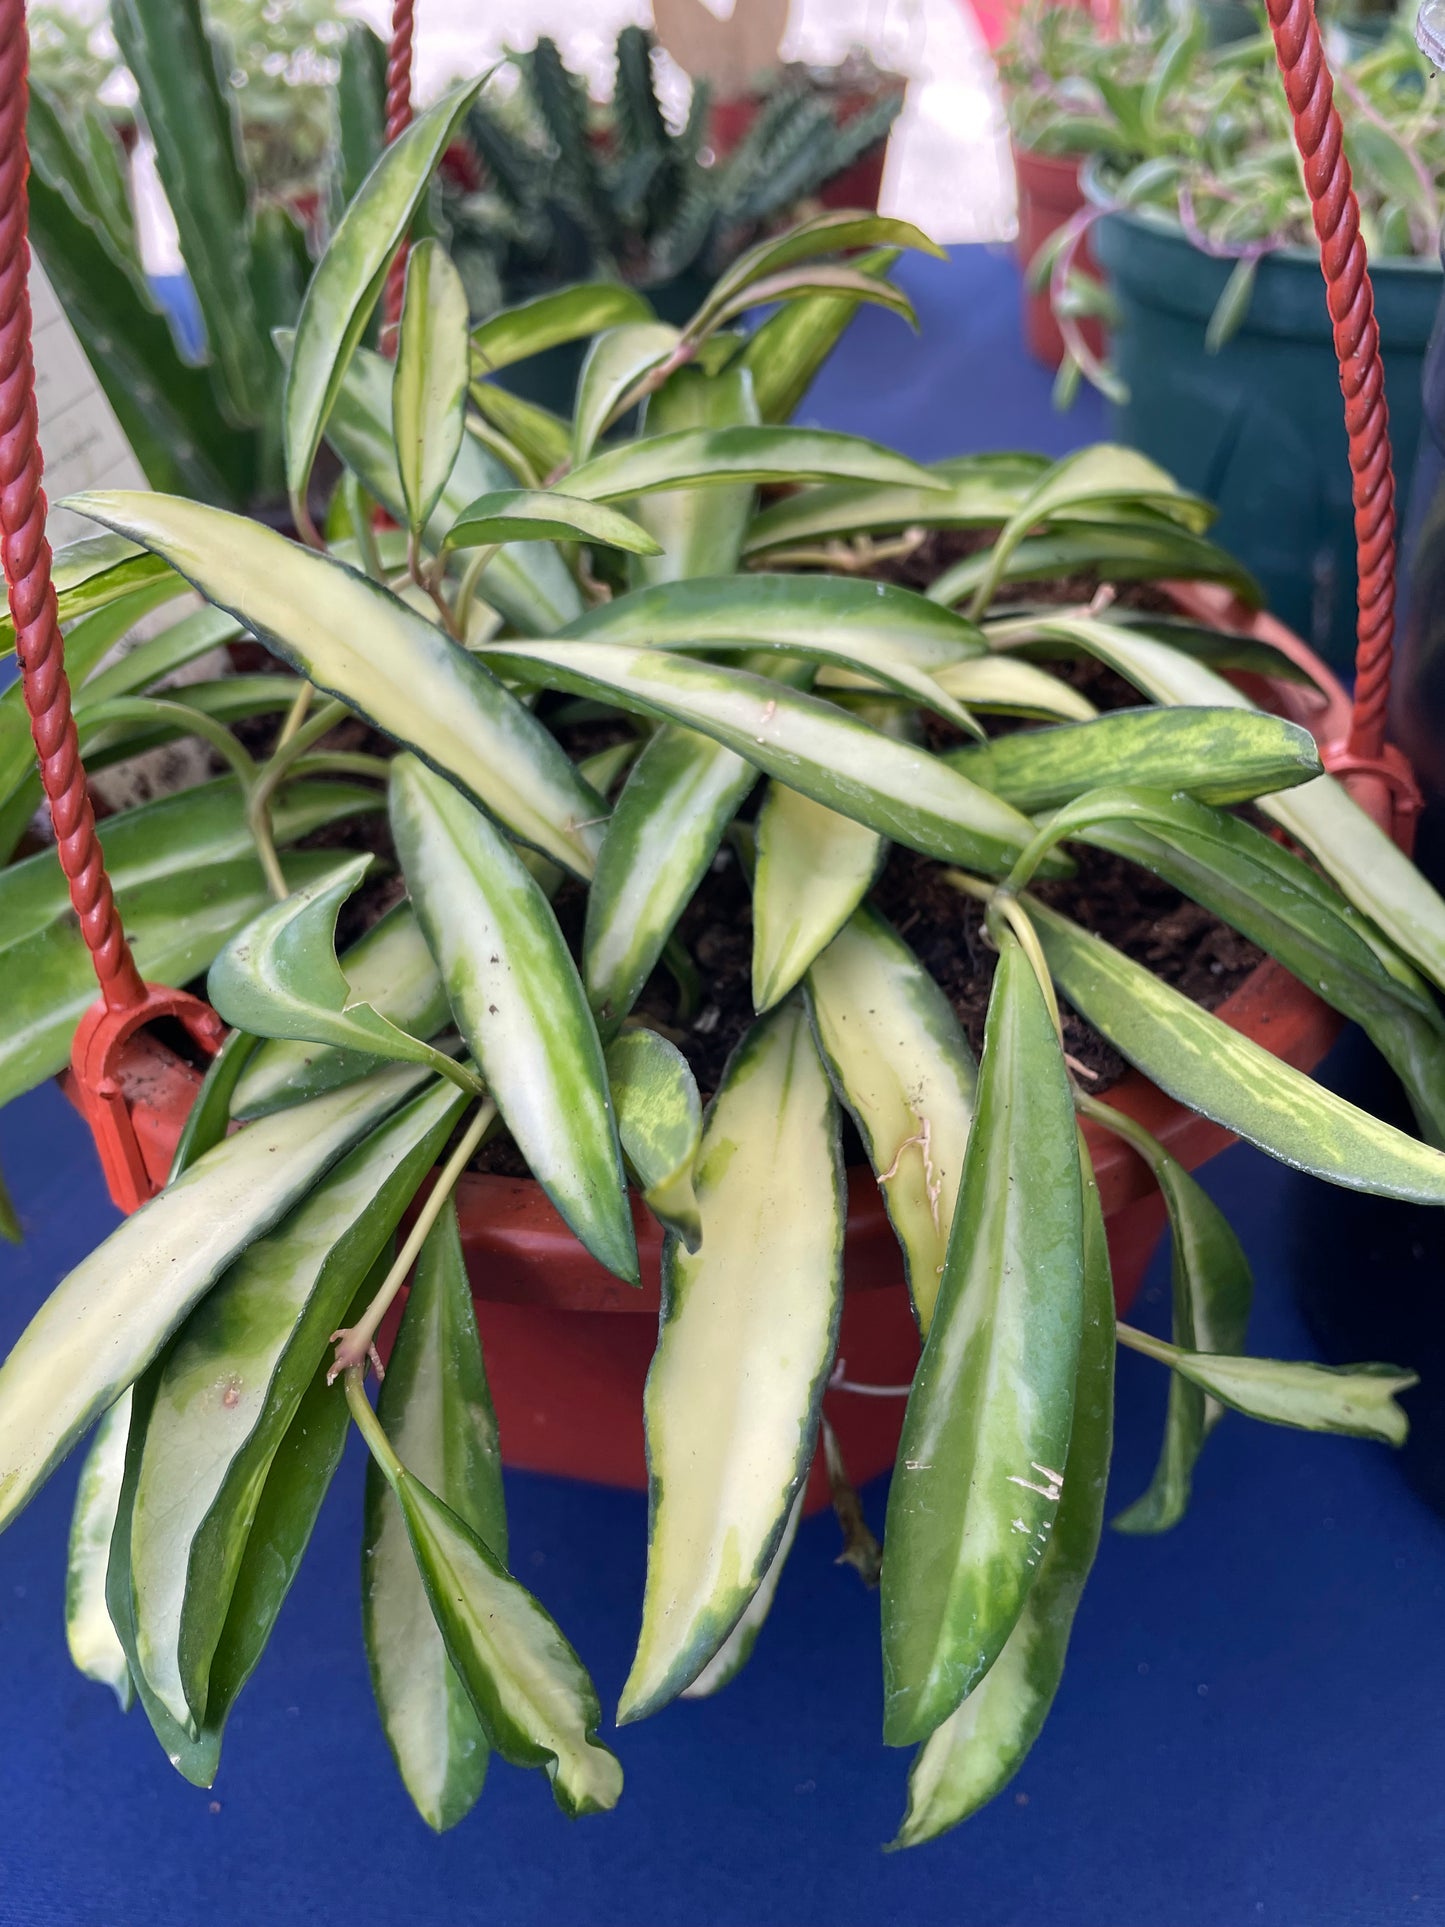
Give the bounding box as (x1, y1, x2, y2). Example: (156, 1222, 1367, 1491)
(329, 1095, 498, 1381)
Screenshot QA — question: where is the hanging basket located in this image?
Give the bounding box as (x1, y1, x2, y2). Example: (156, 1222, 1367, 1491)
(0, 0, 1426, 1505)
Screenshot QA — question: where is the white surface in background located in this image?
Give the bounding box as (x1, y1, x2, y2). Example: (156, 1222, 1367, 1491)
(28, 260, 148, 546)
(124, 0, 1012, 269)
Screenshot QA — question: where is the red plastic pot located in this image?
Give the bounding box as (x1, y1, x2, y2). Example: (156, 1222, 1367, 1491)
(81, 593, 1393, 1513)
(1012, 140, 1105, 370)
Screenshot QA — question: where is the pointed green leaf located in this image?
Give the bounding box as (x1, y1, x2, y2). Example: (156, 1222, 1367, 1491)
(583, 725, 758, 1031)
(619, 1001, 843, 1722)
(805, 906, 976, 1332)
(690, 212, 943, 338)
(284, 78, 483, 504)
(1082, 1110, 1252, 1535)
(440, 490, 662, 556)
(930, 655, 1097, 722)
(366, 1197, 507, 1832)
(967, 445, 1212, 616)
(470, 282, 655, 377)
(75, 603, 247, 708)
(167, 1029, 263, 1184)
(468, 381, 574, 480)
(894, 1144, 1114, 1845)
(393, 240, 472, 537)
(129, 1078, 467, 1727)
(1030, 899, 1445, 1204)
(681, 1488, 805, 1699)
(390, 756, 638, 1285)
(208, 856, 479, 1094)
(704, 264, 918, 336)
(753, 782, 885, 1012)
(565, 425, 946, 504)
(741, 245, 903, 426)
(926, 521, 1260, 610)
(351, 1387, 622, 1819)
(605, 1029, 703, 1250)
(561, 572, 987, 732)
(1118, 1326, 1415, 1445)
(946, 707, 1320, 811)
(232, 902, 450, 1121)
(66, 1394, 135, 1711)
(476, 639, 1047, 878)
(1056, 789, 1445, 1150)
(881, 932, 1084, 1746)
(741, 453, 1055, 557)
(573, 321, 682, 464)
(0, 535, 180, 656)
(69, 492, 606, 878)
(0, 1062, 431, 1537)
(630, 362, 760, 586)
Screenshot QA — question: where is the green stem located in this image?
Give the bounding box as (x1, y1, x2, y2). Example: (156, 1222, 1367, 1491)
(249, 697, 350, 900)
(329, 1097, 498, 1379)
(1074, 1086, 1168, 1174)
(275, 679, 314, 750)
(79, 696, 259, 787)
(343, 1365, 405, 1484)
(454, 543, 500, 640)
(290, 751, 394, 783)
(1115, 1321, 1176, 1366)
(988, 892, 1064, 1041)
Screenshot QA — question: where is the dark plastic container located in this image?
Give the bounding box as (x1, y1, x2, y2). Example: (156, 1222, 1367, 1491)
(1090, 181, 1440, 672)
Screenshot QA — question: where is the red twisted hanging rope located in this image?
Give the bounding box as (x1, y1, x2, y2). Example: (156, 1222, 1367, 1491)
(0, 0, 145, 1014)
(1263, 0, 1399, 770)
(382, 0, 416, 339)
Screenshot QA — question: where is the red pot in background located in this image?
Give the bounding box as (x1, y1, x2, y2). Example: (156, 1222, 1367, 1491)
(707, 81, 905, 212)
(1012, 140, 1104, 370)
(77, 596, 1391, 1513)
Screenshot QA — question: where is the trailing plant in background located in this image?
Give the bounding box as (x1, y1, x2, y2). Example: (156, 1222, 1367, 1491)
(2, 89, 1443, 1848)
(26, 0, 386, 507)
(442, 26, 904, 320)
(1001, 2, 1444, 391)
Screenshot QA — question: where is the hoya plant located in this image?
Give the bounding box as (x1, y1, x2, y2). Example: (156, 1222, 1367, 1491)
(3, 83, 1444, 1849)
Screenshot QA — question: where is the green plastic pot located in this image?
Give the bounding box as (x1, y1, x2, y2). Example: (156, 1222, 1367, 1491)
(1088, 177, 1441, 671)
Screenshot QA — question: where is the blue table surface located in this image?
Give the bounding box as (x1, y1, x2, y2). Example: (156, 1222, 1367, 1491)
(4, 247, 1443, 1927)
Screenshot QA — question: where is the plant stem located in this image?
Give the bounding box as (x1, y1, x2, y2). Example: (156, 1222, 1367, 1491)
(454, 543, 499, 640)
(290, 750, 394, 783)
(249, 697, 350, 900)
(409, 530, 464, 642)
(1115, 1321, 1176, 1365)
(989, 892, 1065, 1041)
(275, 679, 314, 750)
(1073, 1085, 1168, 1173)
(329, 1097, 498, 1381)
(343, 1365, 405, 1484)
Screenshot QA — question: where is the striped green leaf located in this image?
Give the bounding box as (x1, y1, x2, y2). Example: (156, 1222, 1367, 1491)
(619, 1000, 843, 1721)
(753, 782, 885, 1011)
(471, 282, 654, 377)
(689, 212, 943, 338)
(564, 426, 947, 504)
(562, 572, 987, 732)
(1030, 899, 1445, 1203)
(946, 707, 1320, 812)
(741, 246, 902, 425)
(681, 1488, 805, 1699)
(441, 490, 661, 556)
(350, 1385, 623, 1818)
(630, 362, 759, 586)
(468, 382, 573, 480)
(365, 1201, 506, 1832)
(475, 639, 1049, 878)
(393, 240, 471, 537)
(882, 932, 1084, 1746)
(967, 445, 1213, 617)
(894, 1143, 1113, 1845)
(0, 1062, 431, 1537)
(208, 856, 479, 1094)
(65, 1393, 134, 1711)
(233, 902, 449, 1120)
(573, 321, 681, 464)
(606, 1028, 703, 1250)
(1118, 1326, 1416, 1445)
(130, 1078, 467, 1729)
(702, 264, 917, 338)
(284, 80, 482, 505)
(390, 756, 637, 1285)
(805, 906, 977, 1332)
(931, 656, 1097, 722)
(69, 491, 605, 878)
(742, 453, 1054, 557)
(926, 521, 1260, 610)
(0, 535, 181, 657)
